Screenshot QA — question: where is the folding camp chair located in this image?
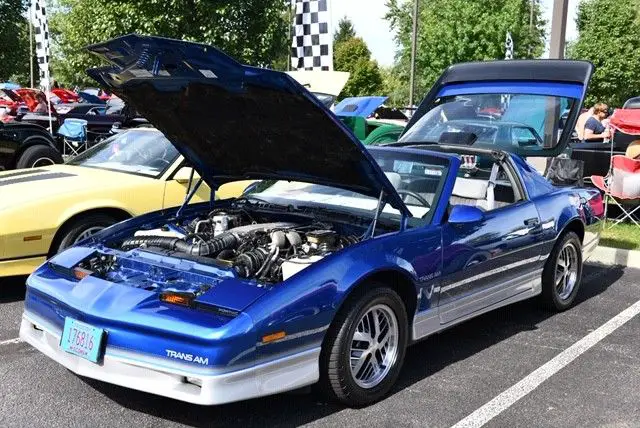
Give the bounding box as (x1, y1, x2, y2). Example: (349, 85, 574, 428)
(592, 155, 640, 227)
(57, 118, 88, 157)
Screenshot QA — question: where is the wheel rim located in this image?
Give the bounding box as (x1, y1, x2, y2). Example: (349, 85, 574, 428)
(73, 226, 105, 244)
(555, 242, 579, 300)
(349, 303, 399, 389)
(31, 157, 55, 167)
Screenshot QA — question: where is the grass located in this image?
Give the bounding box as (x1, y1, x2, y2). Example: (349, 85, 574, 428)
(599, 222, 640, 250)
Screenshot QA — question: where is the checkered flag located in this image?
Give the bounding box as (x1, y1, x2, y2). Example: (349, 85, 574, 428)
(502, 31, 514, 108)
(291, 0, 333, 71)
(32, 0, 51, 85)
(504, 31, 514, 60)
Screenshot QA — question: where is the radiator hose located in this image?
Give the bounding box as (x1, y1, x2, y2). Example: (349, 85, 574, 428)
(121, 232, 238, 257)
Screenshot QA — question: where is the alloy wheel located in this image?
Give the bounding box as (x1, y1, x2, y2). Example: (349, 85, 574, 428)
(555, 241, 579, 300)
(73, 226, 105, 244)
(349, 303, 399, 389)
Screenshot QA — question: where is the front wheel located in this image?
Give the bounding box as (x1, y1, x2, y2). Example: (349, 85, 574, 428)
(319, 285, 408, 407)
(16, 145, 63, 168)
(53, 213, 119, 254)
(541, 231, 583, 311)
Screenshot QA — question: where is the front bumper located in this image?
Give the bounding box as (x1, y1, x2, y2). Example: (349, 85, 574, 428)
(20, 311, 320, 405)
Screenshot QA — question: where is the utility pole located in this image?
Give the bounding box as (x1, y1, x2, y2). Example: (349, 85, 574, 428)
(408, 0, 419, 111)
(549, 0, 569, 58)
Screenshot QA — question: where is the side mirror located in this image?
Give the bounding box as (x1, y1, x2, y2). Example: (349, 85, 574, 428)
(174, 166, 200, 184)
(448, 205, 484, 224)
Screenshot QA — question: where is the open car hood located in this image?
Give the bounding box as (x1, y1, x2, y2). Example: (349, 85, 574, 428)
(334, 96, 388, 118)
(402, 60, 593, 157)
(0, 89, 22, 103)
(86, 35, 409, 214)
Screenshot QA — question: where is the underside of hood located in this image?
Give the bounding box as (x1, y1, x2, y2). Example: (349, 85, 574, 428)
(86, 34, 408, 214)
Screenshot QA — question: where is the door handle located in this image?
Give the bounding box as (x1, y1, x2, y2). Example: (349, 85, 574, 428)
(523, 217, 542, 235)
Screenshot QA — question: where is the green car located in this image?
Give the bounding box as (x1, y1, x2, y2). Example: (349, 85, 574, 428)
(334, 96, 406, 145)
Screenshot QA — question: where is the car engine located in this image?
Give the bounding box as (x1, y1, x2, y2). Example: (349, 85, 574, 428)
(112, 209, 360, 283)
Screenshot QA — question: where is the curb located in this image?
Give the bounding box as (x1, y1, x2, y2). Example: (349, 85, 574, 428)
(587, 246, 640, 268)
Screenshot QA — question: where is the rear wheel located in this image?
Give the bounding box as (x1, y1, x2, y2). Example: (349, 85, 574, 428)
(53, 213, 118, 254)
(541, 231, 583, 311)
(16, 145, 62, 168)
(319, 284, 408, 407)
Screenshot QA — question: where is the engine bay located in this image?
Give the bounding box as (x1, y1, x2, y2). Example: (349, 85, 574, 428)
(80, 208, 362, 285)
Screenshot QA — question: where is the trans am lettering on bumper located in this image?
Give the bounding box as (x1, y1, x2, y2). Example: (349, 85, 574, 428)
(165, 349, 209, 365)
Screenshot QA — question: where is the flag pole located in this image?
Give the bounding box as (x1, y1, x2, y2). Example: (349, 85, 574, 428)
(29, 4, 34, 88)
(287, 0, 292, 71)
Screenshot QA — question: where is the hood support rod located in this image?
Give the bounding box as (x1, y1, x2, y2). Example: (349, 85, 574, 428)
(368, 189, 386, 238)
(176, 168, 204, 218)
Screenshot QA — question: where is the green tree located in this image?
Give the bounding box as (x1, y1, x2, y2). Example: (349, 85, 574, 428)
(49, 0, 290, 86)
(334, 37, 383, 98)
(380, 65, 407, 107)
(0, 0, 32, 84)
(386, 0, 546, 103)
(568, 0, 640, 107)
(333, 16, 356, 45)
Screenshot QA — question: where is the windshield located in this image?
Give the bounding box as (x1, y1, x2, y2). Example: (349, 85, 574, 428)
(251, 149, 450, 226)
(401, 93, 575, 154)
(67, 129, 179, 177)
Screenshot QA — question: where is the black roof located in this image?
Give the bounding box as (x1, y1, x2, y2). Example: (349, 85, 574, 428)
(436, 59, 593, 86)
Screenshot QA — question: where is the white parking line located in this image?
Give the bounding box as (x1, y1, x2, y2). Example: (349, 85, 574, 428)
(451, 298, 640, 428)
(0, 337, 22, 346)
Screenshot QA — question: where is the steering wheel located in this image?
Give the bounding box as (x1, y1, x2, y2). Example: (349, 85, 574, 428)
(396, 189, 431, 208)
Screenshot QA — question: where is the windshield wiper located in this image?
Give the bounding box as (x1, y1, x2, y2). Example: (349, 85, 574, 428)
(385, 140, 439, 148)
(232, 195, 292, 211)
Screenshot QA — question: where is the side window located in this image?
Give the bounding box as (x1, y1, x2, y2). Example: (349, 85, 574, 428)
(512, 126, 540, 147)
(450, 161, 518, 211)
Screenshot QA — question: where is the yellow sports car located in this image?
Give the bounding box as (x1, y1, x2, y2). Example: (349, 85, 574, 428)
(0, 128, 252, 277)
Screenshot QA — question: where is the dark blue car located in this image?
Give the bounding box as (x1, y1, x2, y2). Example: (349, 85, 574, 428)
(20, 35, 603, 407)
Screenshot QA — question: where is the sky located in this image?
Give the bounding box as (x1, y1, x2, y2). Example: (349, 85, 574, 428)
(330, 0, 580, 67)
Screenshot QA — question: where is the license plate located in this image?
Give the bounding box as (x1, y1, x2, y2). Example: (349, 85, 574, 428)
(60, 317, 105, 363)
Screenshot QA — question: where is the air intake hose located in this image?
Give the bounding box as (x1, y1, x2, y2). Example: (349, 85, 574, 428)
(120, 236, 180, 250)
(121, 232, 238, 257)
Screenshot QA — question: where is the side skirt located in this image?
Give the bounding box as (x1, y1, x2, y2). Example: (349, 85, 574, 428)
(411, 269, 542, 342)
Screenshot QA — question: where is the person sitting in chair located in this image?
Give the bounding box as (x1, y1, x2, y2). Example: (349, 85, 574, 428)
(583, 103, 611, 141)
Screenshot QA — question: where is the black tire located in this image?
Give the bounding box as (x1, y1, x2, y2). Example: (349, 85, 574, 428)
(540, 231, 583, 311)
(16, 145, 63, 169)
(319, 284, 408, 407)
(53, 213, 118, 254)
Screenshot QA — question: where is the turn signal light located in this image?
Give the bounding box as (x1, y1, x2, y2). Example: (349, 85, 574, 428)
(72, 267, 93, 280)
(261, 331, 286, 344)
(160, 292, 194, 307)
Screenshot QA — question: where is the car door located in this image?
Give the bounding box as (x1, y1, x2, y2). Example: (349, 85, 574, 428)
(437, 180, 543, 324)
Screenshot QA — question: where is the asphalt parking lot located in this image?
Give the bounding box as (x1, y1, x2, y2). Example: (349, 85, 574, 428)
(1, 263, 639, 428)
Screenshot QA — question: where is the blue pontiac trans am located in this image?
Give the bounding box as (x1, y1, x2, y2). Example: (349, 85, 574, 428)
(20, 35, 604, 407)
